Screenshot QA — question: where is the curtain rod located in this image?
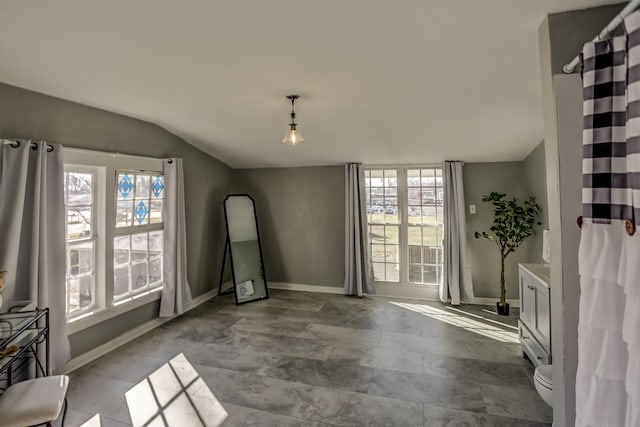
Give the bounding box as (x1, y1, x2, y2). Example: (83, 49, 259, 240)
(4, 140, 174, 163)
(3, 139, 54, 152)
(64, 146, 172, 162)
(563, 0, 640, 73)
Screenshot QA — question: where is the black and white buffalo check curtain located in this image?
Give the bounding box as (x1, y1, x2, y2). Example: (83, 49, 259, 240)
(577, 10, 640, 427)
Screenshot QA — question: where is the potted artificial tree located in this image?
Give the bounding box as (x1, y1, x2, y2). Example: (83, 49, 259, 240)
(474, 192, 541, 316)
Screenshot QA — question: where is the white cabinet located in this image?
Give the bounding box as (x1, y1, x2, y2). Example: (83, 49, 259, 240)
(519, 264, 551, 367)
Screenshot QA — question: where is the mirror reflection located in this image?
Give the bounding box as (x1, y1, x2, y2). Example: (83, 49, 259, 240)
(224, 195, 268, 303)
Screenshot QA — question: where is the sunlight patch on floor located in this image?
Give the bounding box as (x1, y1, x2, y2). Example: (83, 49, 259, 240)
(445, 306, 519, 331)
(124, 353, 227, 427)
(391, 302, 520, 344)
(80, 414, 102, 426)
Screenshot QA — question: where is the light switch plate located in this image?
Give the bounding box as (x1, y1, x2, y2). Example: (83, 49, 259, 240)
(469, 204, 476, 214)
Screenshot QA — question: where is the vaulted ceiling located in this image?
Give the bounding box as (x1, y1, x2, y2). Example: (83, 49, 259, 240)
(0, 0, 621, 168)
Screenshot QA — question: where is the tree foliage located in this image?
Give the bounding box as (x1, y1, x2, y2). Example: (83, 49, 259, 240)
(474, 192, 541, 304)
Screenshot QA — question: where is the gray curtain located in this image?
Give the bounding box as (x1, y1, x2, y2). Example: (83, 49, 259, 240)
(344, 163, 375, 296)
(441, 161, 474, 305)
(160, 158, 192, 317)
(0, 139, 70, 370)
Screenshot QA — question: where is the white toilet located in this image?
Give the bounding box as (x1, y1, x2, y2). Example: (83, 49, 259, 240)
(534, 364, 553, 408)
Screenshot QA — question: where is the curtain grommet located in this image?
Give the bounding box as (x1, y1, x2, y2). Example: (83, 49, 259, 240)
(625, 219, 636, 236)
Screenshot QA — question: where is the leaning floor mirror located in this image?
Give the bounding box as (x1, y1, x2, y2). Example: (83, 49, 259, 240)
(222, 194, 269, 304)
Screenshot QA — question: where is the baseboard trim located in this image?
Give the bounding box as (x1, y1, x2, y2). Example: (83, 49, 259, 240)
(55, 288, 217, 375)
(219, 281, 233, 295)
(471, 297, 520, 308)
(269, 282, 344, 295)
(266, 282, 521, 307)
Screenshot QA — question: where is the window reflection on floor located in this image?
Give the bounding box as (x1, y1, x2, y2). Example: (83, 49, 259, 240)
(125, 353, 227, 427)
(79, 353, 227, 427)
(391, 302, 520, 344)
(79, 414, 101, 427)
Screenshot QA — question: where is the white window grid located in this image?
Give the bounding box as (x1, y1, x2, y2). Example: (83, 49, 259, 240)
(113, 231, 164, 300)
(63, 149, 167, 329)
(364, 166, 444, 286)
(365, 169, 400, 283)
(115, 170, 164, 228)
(64, 166, 99, 319)
(407, 168, 444, 285)
(113, 170, 164, 301)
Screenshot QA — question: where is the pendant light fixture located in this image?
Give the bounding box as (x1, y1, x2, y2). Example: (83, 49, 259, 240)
(282, 94, 306, 145)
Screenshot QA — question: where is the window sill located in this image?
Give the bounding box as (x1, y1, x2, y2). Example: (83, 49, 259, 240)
(66, 288, 162, 335)
(373, 281, 439, 287)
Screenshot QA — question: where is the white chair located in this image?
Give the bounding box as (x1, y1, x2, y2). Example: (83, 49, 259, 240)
(0, 375, 69, 427)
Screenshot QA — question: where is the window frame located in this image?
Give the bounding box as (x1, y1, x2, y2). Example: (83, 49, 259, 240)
(113, 169, 165, 302)
(63, 164, 105, 321)
(364, 164, 444, 289)
(365, 169, 401, 283)
(406, 167, 444, 286)
(63, 149, 165, 335)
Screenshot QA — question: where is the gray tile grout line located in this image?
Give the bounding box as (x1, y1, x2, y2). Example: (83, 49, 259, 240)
(219, 400, 341, 426)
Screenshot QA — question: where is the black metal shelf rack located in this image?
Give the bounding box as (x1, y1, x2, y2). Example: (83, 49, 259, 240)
(0, 308, 50, 392)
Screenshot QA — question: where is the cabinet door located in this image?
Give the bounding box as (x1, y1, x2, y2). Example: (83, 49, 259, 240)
(533, 285, 551, 353)
(520, 272, 536, 327)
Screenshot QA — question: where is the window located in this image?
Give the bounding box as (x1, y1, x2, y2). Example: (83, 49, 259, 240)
(114, 172, 164, 300)
(365, 167, 444, 286)
(63, 150, 165, 330)
(407, 168, 444, 285)
(64, 167, 97, 317)
(116, 172, 164, 228)
(365, 170, 399, 282)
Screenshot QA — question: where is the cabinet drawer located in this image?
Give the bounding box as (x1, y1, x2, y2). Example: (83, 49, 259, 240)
(519, 320, 550, 367)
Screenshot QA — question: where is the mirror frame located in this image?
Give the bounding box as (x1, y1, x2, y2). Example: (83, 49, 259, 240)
(223, 194, 269, 305)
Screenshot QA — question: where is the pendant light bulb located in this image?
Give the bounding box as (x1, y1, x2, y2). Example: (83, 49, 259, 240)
(283, 126, 305, 146)
(282, 95, 306, 146)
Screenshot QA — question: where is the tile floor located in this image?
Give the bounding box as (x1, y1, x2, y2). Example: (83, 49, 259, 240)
(59, 290, 552, 426)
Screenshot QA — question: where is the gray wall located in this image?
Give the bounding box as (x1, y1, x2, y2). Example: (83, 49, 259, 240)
(524, 141, 549, 263)
(71, 300, 161, 357)
(233, 166, 345, 287)
(0, 83, 233, 358)
(463, 162, 531, 300)
(235, 162, 542, 301)
(547, 3, 624, 74)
